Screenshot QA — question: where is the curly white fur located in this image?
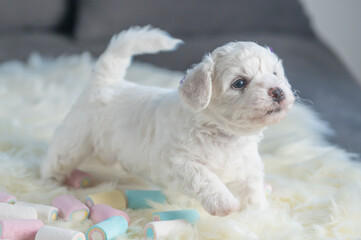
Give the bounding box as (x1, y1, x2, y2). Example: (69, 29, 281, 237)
(41, 26, 295, 216)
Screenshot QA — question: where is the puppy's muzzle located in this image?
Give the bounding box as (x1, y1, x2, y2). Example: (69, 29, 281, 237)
(268, 87, 284, 104)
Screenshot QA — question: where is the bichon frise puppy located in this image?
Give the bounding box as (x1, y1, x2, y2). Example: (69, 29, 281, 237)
(42, 26, 294, 216)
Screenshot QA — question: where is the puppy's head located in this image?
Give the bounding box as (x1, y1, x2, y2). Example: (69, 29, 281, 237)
(179, 42, 295, 134)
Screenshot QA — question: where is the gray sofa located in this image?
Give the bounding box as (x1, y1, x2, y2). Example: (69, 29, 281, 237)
(1, 0, 360, 155)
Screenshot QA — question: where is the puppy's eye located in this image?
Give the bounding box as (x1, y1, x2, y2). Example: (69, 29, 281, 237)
(232, 79, 247, 89)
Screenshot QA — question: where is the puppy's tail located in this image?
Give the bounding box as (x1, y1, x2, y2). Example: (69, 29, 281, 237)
(92, 26, 183, 86)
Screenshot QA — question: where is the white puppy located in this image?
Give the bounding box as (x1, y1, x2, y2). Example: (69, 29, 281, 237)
(41, 26, 294, 216)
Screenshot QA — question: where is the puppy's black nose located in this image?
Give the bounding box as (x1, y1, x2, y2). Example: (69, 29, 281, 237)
(268, 87, 285, 103)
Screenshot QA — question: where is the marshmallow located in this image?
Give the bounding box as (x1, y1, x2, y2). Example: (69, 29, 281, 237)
(90, 204, 130, 224)
(125, 190, 166, 209)
(143, 219, 192, 240)
(15, 201, 58, 221)
(0, 202, 37, 220)
(65, 169, 93, 189)
(35, 225, 85, 240)
(86, 216, 128, 240)
(0, 219, 43, 240)
(53, 195, 89, 221)
(0, 191, 16, 204)
(264, 184, 273, 196)
(152, 209, 200, 225)
(85, 191, 126, 210)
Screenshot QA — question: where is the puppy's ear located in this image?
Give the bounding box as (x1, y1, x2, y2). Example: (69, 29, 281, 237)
(178, 55, 214, 112)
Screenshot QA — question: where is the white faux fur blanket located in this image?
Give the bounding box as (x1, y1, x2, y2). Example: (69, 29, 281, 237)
(1, 54, 361, 240)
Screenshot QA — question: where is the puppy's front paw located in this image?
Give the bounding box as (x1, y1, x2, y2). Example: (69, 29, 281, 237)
(250, 195, 269, 211)
(202, 191, 240, 216)
(240, 187, 269, 211)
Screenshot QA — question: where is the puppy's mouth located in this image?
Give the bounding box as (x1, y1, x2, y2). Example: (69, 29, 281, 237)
(266, 107, 282, 115)
(243, 97, 294, 126)
(250, 106, 288, 125)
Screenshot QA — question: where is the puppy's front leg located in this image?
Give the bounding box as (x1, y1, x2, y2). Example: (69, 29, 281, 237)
(171, 160, 240, 216)
(230, 171, 268, 211)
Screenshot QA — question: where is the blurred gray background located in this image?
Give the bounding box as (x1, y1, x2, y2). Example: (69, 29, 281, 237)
(0, 0, 360, 155)
(302, 0, 361, 87)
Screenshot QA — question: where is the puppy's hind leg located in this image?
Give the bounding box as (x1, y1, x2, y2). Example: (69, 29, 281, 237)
(41, 114, 93, 183)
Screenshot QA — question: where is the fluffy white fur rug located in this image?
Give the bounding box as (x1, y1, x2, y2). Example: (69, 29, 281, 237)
(1, 54, 361, 240)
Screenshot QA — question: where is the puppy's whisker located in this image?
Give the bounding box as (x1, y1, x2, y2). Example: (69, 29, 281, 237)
(293, 89, 313, 105)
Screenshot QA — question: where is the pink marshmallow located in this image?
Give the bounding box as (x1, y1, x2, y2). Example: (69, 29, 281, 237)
(0, 219, 43, 240)
(0, 191, 16, 204)
(90, 204, 130, 224)
(52, 195, 89, 221)
(65, 169, 93, 189)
